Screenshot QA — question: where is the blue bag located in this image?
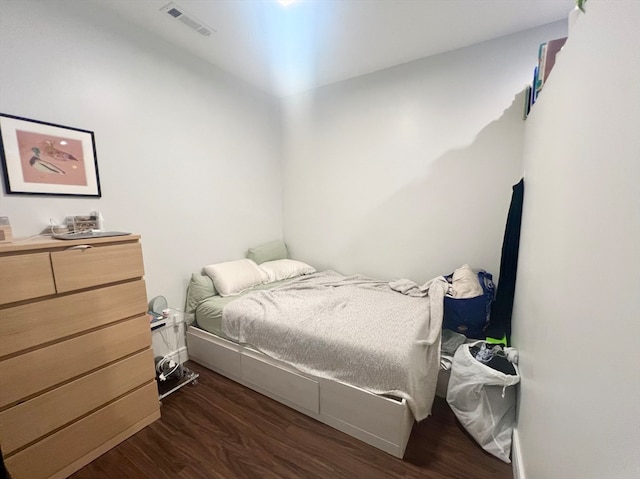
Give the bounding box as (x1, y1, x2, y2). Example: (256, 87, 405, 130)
(443, 270, 495, 339)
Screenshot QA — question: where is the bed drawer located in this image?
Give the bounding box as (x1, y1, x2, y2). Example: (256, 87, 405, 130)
(4, 382, 159, 479)
(50, 242, 144, 293)
(187, 330, 242, 378)
(0, 349, 155, 455)
(0, 316, 151, 409)
(320, 380, 411, 444)
(0, 280, 147, 358)
(0, 253, 55, 305)
(241, 351, 319, 414)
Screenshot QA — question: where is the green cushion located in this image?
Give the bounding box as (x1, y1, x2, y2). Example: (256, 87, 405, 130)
(246, 240, 289, 265)
(185, 273, 216, 314)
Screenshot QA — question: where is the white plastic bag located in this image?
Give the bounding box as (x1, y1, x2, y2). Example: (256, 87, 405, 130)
(446, 342, 520, 463)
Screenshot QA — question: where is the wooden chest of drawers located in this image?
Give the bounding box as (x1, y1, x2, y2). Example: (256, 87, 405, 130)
(0, 235, 160, 479)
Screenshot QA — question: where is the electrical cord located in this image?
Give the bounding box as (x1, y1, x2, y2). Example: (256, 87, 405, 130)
(158, 327, 174, 351)
(154, 310, 182, 381)
(156, 356, 180, 381)
(48, 217, 62, 236)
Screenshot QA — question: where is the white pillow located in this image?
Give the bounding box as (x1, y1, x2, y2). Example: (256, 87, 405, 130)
(203, 259, 267, 297)
(259, 259, 316, 283)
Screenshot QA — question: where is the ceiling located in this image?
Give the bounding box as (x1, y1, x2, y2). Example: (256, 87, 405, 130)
(93, 0, 574, 97)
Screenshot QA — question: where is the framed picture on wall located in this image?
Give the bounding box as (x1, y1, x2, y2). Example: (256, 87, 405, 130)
(0, 113, 101, 197)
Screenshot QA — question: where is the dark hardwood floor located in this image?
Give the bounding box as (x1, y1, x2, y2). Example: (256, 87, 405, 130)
(71, 361, 513, 479)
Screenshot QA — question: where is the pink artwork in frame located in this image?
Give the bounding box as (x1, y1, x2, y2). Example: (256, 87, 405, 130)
(0, 113, 101, 197)
(16, 130, 88, 186)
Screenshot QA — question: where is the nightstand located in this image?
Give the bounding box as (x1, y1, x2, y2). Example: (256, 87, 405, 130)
(150, 309, 199, 399)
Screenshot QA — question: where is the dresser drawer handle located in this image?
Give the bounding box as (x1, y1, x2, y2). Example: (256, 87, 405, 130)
(65, 245, 94, 250)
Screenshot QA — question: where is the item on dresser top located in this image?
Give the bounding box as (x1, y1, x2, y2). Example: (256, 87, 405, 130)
(443, 267, 495, 339)
(51, 224, 69, 235)
(0, 217, 12, 243)
(65, 214, 98, 233)
(52, 230, 131, 240)
(91, 210, 104, 231)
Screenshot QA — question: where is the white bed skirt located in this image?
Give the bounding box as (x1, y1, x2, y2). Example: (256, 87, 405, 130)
(186, 325, 415, 458)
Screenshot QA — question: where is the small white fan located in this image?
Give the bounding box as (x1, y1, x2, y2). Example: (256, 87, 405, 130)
(149, 295, 168, 315)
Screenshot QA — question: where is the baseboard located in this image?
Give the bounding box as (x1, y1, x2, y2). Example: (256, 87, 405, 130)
(512, 428, 526, 479)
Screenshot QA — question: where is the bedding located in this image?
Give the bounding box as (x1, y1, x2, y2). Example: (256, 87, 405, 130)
(246, 240, 288, 264)
(195, 278, 293, 335)
(221, 270, 446, 421)
(203, 259, 267, 297)
(259, 259, 316, 282)
(185, 273, 217, 315)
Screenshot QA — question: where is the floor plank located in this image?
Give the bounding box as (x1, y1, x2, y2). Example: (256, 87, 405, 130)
(71, 361, 513, 479)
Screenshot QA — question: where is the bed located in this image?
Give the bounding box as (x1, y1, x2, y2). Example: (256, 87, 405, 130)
(184, 249, 445, 458)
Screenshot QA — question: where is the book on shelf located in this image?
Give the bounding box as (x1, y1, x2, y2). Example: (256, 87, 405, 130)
(523, 84, 532, 120)
(537, 37, 568, 93)
(536, 42, 548, 95)
(532, 65, 539, 104)
(542, 37, 568, 83)
(523, 66, 538, 120)
(524, 36, 568, 119)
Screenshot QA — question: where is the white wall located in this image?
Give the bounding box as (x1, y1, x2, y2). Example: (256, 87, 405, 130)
(281, 22, 567, 284)
(0, 0, 283, 309)
(512, 2, 640, 478)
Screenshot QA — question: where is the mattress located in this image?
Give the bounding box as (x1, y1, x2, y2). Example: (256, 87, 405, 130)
(195, 279, 293, 337)
(193, 271, 445, 420)
(220, 271, 444, 420)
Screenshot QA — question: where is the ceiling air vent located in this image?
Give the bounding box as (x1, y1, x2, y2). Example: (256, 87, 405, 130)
(160, 2, 215, 37)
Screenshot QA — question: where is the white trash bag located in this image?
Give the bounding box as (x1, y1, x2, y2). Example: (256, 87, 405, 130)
(446, 342, 520, 463)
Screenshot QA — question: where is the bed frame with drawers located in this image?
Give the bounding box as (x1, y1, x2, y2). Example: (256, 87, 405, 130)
(186, 325, 415, 458)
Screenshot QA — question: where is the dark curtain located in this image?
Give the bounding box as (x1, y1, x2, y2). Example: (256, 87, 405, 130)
(486, 178, 525, 345)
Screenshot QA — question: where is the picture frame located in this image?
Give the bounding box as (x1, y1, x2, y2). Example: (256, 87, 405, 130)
(0, 113, 101, 197)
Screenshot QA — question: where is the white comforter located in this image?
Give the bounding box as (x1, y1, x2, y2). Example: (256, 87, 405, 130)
(222, 271, 445, 421)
